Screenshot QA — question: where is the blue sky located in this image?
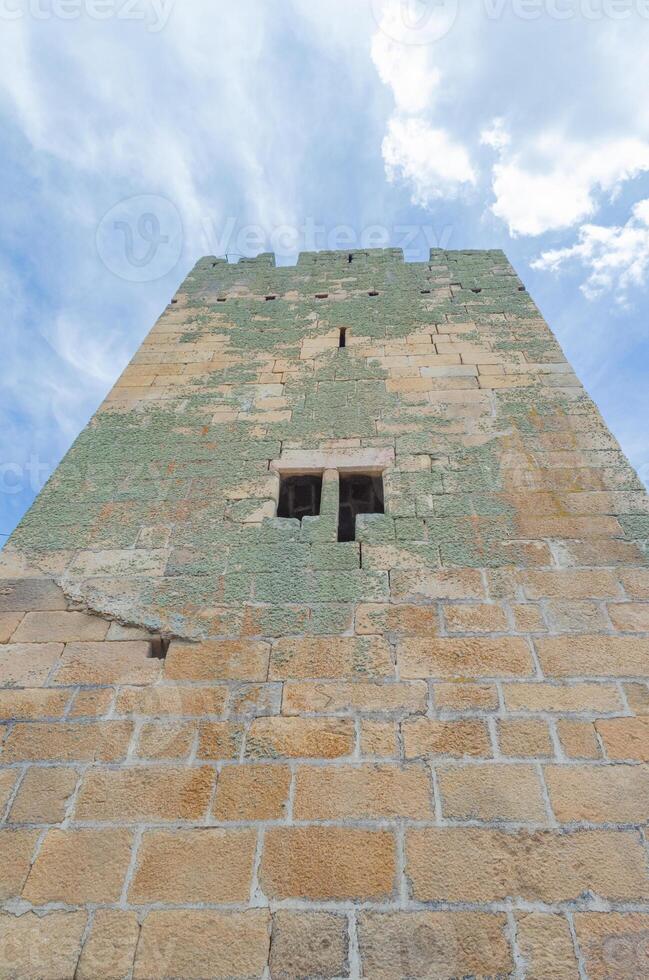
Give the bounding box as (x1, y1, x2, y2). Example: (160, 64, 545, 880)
(1, 0, 649, 540)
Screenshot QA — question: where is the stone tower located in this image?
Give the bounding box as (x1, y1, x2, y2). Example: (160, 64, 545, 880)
(1, 248, 649, 979)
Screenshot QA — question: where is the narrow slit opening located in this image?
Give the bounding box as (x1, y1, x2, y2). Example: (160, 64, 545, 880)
(265, 295, 277, 302)
(368, 291, 379, 297)
(339, 328, 347, 349)
(149, 637, 171, 660)
(316, 293, 328, 300)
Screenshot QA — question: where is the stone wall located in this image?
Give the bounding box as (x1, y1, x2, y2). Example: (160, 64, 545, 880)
(1, 248, 649, 978)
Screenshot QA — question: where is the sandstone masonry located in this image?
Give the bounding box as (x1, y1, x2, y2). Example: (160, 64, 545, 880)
(1, 248, 649, 978)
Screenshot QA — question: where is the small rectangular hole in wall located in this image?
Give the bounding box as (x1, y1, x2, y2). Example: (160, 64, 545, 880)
(368, 291, 379, 297)
(316, 293, 328, 300)
(338, 472, 385, 542)
(217, 297, 227, 302)
(149, 636, 171, 660)
(348, 253, 353, 264)
(277, 473, 323, 521)
(266, 295, 277, 302)
(420, 289, 431, 294)
(339, 328, 347, 349)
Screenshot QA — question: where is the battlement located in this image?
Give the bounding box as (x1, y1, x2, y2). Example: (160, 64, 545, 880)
(192, 247, 509, 275)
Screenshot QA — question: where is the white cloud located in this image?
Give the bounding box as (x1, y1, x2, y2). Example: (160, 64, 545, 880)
(490, 135, 649, 237)
(370, 0, 475, 204)
(532, 198, 649, 302)
(480, 117, 510, 151)
(370, 29, 440, 115)
(383, 116, 476, 204)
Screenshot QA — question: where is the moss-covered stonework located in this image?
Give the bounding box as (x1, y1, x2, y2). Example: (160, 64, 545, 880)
(6, 248, 646, 637)
(2, 250, 649, 979)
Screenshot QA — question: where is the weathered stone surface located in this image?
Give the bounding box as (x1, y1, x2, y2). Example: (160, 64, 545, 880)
(545, 764, 649, 823)
(0, 643, 62, 686)
(0, 579, 66, 612)
(557, 720, 601, 759)
(197, 721, 245, 759)
(0, 612, 22, 642)
(53, 641, 158, 685)
(76, 910, 140, 980)
(246, 718, 355, 759)
(503, 681, 622, 713)
(358, 911, 514, 980)
(537, 636, 649, 677)
(0, 769, 17, 813)
(403, 719, 491, 758)
(0, 830, 39, 899)
(574, 912, 649, 980)
(133, 910, 271, 980)
(596, 716, 649, 760)
(361, 720, 398, 756)
(293, 763, 434, 820)
(498, 718, 553, 757)
(22, 829, 132, 904)
(212, 763, 291, 820)
(3, 722, 133, 763)
(12, 610, 109, 642)
(129, 829, 257, 903)
(269, 912, 348, 980)
(269, 636, 392, 679)
(135, 720, 196, 759)
(116, 684, 228, 716)
(516, 913, 580, 979)
(0, 688, 69, 721)
(75, 766, 214, 821)
(165, 639, 270, 681)
(261, 827, 396, 900)
(437, 764, 548, 822)
(282, 680, 426, 715)
(398, 637, 534, 678)
(0, 911, 86, 980)
(9, 767, 78, 824)
(406, 828, 649, 902)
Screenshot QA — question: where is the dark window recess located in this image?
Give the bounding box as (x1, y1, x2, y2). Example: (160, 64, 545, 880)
(368, 290, 379, 297)
(266, 295, 277, 302)
(316, 293, 328, 300)
(149, 636, 171, 660)
(277, 474, 323, 521)
(339, 328, 347, 349)
(348, 253, 353, 264)
(217, 297, 227, 303)
(338, 473, 384, 543)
